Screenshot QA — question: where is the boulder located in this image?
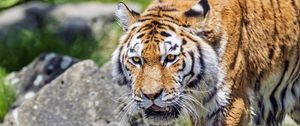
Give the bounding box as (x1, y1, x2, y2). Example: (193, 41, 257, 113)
(3, 60, 146, 126)
(2, 58, 298, 126)
(5, 53, 79, 109)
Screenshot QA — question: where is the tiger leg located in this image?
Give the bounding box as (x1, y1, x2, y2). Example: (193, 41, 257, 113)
(289, 99, 300, 124)
(289, 79, 300, 124)
(224, 97, 251, 126)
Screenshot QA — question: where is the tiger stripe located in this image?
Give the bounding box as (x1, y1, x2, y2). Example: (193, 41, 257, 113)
(112, 0, 300, 125)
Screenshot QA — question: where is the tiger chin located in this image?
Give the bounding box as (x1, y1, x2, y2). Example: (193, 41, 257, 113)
(111, 0, 300, 125)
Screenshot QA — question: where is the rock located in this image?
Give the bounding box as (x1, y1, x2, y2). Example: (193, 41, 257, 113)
(2, 58, 298, 126)
(3, 60, 146, 126)
(5, 53, 79, 108)
(0, 1, 141, 42)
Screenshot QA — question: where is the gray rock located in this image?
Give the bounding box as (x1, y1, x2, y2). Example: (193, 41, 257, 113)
(2, 58, 297, 126)
(5, 53, 79, 108)
(3, 60, 146, 126)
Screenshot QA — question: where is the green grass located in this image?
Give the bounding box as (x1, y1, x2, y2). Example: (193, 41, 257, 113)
(90, 22, 123, 65)
(176, 117, 193, 126)
(0, 68, 15, 122)
(0, 0, 19, 8)
(0, 28, 98, 71)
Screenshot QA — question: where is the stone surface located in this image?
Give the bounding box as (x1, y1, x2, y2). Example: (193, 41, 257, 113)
(5, 53, 79, 109)
(1, 58, 298, 126)
(3, 60, 145, 126)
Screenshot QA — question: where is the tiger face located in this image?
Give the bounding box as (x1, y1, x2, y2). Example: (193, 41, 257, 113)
(112, 0, 221, 124)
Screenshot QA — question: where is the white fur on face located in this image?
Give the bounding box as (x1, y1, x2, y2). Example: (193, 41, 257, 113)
(159, 32, 182, 68)
(159, 32, 182, 55)
(111, 21, 231, 125)
(127, 33, 143, 57)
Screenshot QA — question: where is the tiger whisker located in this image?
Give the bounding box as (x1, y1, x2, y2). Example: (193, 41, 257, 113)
(112, 96, 131, 103)
(181, 94, 209, 112)
(125, 103, 138, 123)
(119, 100, 135, 123)
(177, 100, 200, 123)
(182, 86, 216, 94)
(183, 100, 200, 124)
(116, 100, 134, 118)
(173, 102, 190, 123)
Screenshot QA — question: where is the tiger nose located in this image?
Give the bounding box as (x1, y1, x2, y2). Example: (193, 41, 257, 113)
(142, 89, 163, 101)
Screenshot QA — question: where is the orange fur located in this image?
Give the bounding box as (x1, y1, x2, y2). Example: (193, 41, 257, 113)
(113, 0, 300, 125)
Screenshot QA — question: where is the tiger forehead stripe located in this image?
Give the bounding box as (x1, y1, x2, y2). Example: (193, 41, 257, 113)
(137, 33, 144, 39)
(148, 6, 178, 12)
(138, 13, 181, 23)
(180, 33, 198, 43)
(137, 18, 182, 28)
(161, 14, 178, 21)
(160, 31, 171, 37)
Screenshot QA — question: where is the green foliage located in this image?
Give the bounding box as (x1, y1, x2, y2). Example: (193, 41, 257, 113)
(0, 28, 98, 71)
(0, 68, 15, 122)
(175, 116, 193, 126)
(0, 0, 20, 8)
(90, 22, 122, 65)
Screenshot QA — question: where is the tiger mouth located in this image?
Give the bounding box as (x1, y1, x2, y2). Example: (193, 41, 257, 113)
(144, 104, 181, 120)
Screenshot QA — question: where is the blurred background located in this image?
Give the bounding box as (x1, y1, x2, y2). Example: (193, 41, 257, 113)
(0, 0, 149, 122)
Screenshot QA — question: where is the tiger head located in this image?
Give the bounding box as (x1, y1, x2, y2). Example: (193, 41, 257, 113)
(112, 0, 224, 124)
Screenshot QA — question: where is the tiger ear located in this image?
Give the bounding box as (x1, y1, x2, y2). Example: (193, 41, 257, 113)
(184, 0, 210, 18)
(115, 3, 140, 31)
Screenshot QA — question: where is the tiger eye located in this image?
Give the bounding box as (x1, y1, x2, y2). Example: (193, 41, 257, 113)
(132, 57, 141, 63)
(166, 54, 175, 61)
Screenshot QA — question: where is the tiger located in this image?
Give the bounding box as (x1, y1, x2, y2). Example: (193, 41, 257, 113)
(111, 0, 300, 125)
